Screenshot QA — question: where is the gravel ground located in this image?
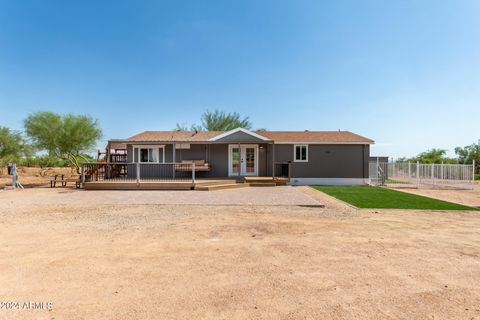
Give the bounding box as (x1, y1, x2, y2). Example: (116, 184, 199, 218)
(0, 188, 479, 319)
(0, 186, 322, 210)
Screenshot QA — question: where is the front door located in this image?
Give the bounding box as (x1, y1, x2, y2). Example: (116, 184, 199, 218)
(228, 145, 258, 176)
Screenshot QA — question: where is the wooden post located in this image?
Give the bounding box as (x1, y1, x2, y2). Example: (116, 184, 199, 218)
(192, 162, 196, 184)
(172, 143, 176, 179)
(238, 143, 241, 178)
(136, 162, 140, 183)
(272, 143, 275, 179)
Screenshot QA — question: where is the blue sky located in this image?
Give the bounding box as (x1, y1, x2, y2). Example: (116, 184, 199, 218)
(1, 0, 479, 158)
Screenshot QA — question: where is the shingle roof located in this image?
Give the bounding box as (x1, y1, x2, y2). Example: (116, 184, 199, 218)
(259, 131, 374, 143)
(107, 142, 127, 150)
(128, 131, 223, 142)
(127, 130, 373, 144)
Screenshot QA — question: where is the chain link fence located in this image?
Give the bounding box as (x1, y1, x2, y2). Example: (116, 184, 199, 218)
(370, 161, 475, 190)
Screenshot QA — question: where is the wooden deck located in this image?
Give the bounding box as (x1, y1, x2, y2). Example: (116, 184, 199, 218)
(83, 177, 289, 191)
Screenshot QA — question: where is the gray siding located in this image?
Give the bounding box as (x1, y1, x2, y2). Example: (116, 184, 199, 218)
(127, 145, 134, 162)
(177, 143, 230, 177)
(124, 142, 369, 179)
(213, 131, 268, 143)
(274, 144, 369, 178)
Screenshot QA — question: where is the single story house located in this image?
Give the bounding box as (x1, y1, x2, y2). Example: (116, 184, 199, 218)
(106, 128, 374, 185)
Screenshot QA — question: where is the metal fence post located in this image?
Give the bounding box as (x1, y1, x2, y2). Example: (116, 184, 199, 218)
(408, 162, 411, 180)
(136, 162, 140, 182)
(416, 161, 420, 188)
(431, 163, 435, 187)
(441, 162, 444, 181)
(473, 160, 476, 188)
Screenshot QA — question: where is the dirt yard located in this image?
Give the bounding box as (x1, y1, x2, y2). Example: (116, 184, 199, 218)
(393, 182, 480, 208)
(0, 188, 479, 320)
(0, 166, 75, 188)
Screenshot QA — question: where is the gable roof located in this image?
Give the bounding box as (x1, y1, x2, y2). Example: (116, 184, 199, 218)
(208, 128, 271, 142)
(127, 129, 374, 144)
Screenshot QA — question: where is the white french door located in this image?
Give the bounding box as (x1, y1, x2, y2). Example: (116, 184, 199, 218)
(228, 144, 258, 176)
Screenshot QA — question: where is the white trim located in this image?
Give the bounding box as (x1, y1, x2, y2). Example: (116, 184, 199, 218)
(209, 127, 271, 142)
(176, 143, 190, 149)
(294, 144, 308, 162)
(133, 145, 165, 163)
(288, 178, 370, 186)
(228, 144, 259, 176)
(274, 141, 373, 145)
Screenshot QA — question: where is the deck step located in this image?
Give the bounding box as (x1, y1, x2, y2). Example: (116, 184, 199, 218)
(194, 180, 241, 187)
(249, 182, 277, 187)
(243, 177, 289, 186)
(195, 183, 250, 191)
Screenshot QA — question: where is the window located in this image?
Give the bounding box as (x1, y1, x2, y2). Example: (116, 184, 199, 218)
(294, 144, 308, 162)
(134, 146, 164, 163)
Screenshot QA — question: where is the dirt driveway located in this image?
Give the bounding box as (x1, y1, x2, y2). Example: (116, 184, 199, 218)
(392, 182, 480, 208)
(0, 188, 479, 319)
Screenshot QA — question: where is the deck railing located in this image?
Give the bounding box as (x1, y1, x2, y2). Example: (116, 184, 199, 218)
(109, 154, 127, 163)
(81, 162, 196, 183)
(274, 162, 291, 179)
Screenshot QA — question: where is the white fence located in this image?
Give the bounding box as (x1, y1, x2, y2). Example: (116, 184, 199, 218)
(369, 161, 475, 190)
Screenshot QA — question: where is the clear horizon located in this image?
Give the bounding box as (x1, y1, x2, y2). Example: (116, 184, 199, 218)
(1, 0, 479, 159)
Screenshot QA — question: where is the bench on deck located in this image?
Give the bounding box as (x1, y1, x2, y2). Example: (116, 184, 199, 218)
(48, 174, 82, 188)
(176, 160, 211, 172)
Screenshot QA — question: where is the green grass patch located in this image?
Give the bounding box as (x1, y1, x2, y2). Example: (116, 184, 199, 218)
(311, 186, 478, 211)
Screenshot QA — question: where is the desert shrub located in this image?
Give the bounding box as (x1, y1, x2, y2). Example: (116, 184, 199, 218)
(16, 154, 95, 168)
(17, 156, 70, 168)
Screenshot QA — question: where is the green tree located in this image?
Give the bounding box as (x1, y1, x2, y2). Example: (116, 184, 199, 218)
(397, 149, 457, 164)
(0, 126, 31, 164)
(175, 109, 253, 131)
(455, 140, 480, 173)
(24, 111, 102, 172)
(415, 149, 456, 164)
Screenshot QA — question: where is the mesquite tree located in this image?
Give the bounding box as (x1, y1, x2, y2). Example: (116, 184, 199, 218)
(0, 126, 31, 165)
(24, 111, 102, 173)
(175, 109, 253, 131)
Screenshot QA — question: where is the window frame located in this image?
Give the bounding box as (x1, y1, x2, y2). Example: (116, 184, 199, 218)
(133, 145, 165, 163)
(293, 144, 308, 162)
